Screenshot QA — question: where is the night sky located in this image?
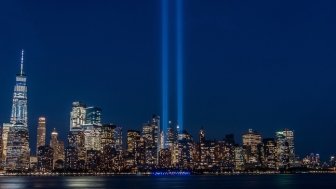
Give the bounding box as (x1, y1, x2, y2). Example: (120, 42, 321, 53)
(1, 0, 336, 160)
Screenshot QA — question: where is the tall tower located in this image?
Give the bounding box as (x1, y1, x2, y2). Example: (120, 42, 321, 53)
(50, 128, 58, 151)
(276, 129, 295, 169)
(5, 50, 30, 171)
(85, 106, 102, 126)
(50, 128, 64, 167)
(70, 102, 86, 131)
(36, 117, 46, 153)
(10, 49, 28, 126)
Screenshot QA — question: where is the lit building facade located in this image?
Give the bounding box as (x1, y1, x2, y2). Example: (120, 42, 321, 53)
(68, 130, 86, 161)
(175, 130, 194, 169)
(276, 129, 295, 169)
(101, 124, 116, 148)
(5, 124, 30, 171)
(37, 145, 53, 172)
(263, 138, 276, 169)
(70, 102, 86, 131)
(1, 123, 11, 164)
(242, 129, 262, 165)
(36, 117, 46, 153)
(84, 125, 101, 151)
(50, 128, 65, 167)
(4, 50, 30, 171)
(127, 130, 140, 154)
(234, 146, 245, 171)
(85, 107, 102, 126)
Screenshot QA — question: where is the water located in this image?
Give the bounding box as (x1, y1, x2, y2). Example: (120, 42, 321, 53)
(0, 174, 335, 189)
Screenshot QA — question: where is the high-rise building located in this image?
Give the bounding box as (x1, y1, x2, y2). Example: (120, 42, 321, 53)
(276, 129, 295, 169)
(50, 128, 65, 167)
(242, 129, 262, 164)
(86, 150, 101, 172)
(1, 123, 11, 164)
(142, 117, 160, 166)
(65, 146, 78, 171)
(50, 128, 58, 152)
(127, 130, 140, 154)
(196, 128, 217, 169)
(142, 123, 155, 147)
(158, 148, 171, 168)
(0, 129, 2, 165)
(29, 156, 38, 171)
(114, 126, 123, 152)
(165, 121, 178, 149)
(10, 50, 28, 126)
(5, 124, 30, 171)
(85, 107, 102, 126)
(214, 140, 235, 171)
(70, 102, 86, 131)
(37, 145, 53, 172)
(4, 50, 30, 171)
(101, 124, 116, 148)
(234, 146, 245, 171)
(175, 130, 194, 169)
(139, 137, 148, 165)
(330, 156, 335, 167)
(68, 130, 85, 161)
(36, 117, 46, 153)
(151, 115, 161, 154)
(197, 128, 205, 166)
(263, 138, 276, 169)
(84, 125, 101, 151)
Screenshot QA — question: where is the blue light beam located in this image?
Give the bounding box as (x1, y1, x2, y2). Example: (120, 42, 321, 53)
(176, 0, 184, 134)
(162, 0, 169, 146)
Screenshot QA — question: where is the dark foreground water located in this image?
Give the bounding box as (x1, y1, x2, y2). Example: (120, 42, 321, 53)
(0, 174, 335, 189)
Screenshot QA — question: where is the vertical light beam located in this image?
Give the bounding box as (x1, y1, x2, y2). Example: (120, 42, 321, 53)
(176, 0, 184, 134)
(161, 0, 169, 147)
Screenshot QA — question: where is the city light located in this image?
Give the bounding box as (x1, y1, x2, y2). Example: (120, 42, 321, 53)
(0, 49, 335, 176)
(176, 0, 184, 134)
(161, 0, 169, 149)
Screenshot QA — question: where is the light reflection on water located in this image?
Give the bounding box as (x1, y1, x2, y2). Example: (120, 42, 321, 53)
(0, 175, 334, 189)
(64, 177, 106, 188)
(0, 177, 26, 189)
(274, 174, 295, 189)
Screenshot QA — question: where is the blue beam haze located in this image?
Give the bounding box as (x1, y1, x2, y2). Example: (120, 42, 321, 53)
(161, 0, 169, 146)
(176, 0, 184, 134)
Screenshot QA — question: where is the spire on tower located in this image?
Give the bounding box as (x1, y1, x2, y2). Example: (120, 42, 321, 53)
(20, 49, 24, 75)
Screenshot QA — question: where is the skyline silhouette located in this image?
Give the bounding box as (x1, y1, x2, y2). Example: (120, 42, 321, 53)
(1, 0, 336, 160)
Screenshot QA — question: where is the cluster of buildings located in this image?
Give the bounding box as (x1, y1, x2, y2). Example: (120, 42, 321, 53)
(0, 51, 335, 174)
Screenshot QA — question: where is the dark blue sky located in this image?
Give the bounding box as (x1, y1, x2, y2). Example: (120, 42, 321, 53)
(1, 0, 336, 159)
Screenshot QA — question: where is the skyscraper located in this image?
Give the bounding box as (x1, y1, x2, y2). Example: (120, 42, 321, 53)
(6, 123, 30, 171)
(36, 117, 46, 153)
(67, 129, 85, 161)
(142, 118, 159, 166)
(242, 129, 262, 164)
(84, 125, 101, 151)
(276, 129, 295, 169)
(70, 102, 86, 131)
(1, 123, 11, 164)
(85, 106, 102, 126)
(114, 126, 123, 153)
(10, 50, 28, 126)
(50, 128, 65, 167)
(101, 124, 116, 148)
(127, 130, 140, 154)
(4, 50, 30, 171)
(37, 145, 53, 172)
(263, 138, 276, 169)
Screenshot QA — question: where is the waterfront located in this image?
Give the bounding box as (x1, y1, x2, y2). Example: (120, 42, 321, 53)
(0, 174, 336, 189)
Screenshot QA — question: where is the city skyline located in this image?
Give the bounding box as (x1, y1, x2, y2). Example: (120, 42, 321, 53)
(1, 0, 336, 161)
(0, 59, 329, 173)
